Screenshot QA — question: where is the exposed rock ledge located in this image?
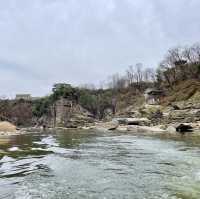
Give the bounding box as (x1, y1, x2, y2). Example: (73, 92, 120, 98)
(127, 125, 166, 134)
(93, 117, 198, 136)
(94, 121, 119, 131)
(112, 117, 150, 126)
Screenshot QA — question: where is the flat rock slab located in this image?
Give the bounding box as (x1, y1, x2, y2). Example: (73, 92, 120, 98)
(127, 125, 166, 134)
(113, 118, 150, 126)
(95, 121, 119, 131)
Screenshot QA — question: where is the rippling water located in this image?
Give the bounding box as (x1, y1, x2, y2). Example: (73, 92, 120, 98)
(0, 130, 200, 199)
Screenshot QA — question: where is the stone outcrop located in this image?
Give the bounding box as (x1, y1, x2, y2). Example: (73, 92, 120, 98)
(52, 98, 94, 128)
(166, 109, 200, 123)
(162, 101, 200, 124)
(137, 102, 200, 125)
(116, 106, 142, 118)
(54, 98, 73, 127)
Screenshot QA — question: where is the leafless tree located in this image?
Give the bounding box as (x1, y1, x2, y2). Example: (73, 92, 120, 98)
(108, 73, 127, 90)
(126, 65, 135, 86)
(135, 63, 144, 85)
(79, 83, 96, 90)
(144, 67, 156, 82)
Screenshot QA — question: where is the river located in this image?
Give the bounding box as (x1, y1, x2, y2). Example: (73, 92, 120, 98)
(0, 130, 200, 199)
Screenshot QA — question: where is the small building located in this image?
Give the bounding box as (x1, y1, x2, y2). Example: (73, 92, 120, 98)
(144, 88, 164, 105)
(15, 94, 31, 101)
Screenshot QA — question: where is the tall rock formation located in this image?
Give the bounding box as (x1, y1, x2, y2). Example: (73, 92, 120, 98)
(52, 98, 94, 128)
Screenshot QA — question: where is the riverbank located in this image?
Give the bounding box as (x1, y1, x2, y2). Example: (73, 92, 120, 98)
(0, 122, 198, 137)
(91, 117, 200, 136)
(1, 114, 200, 138)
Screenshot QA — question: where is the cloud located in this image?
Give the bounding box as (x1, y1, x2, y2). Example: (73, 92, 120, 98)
(0, 0, 200, 96)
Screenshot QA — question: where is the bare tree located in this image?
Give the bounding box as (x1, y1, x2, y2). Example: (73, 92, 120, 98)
(108, 73, 127, 90)
(79, 83, 96, 90)
(135, 63, 144, 85)
(126, 65, 135, 86)
(144, 67, 156, 82)
(191, 43, 200, 62)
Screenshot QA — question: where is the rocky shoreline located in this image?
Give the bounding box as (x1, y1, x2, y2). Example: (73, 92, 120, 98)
(1, 100, 200, 138)
(0, 118, 199, 137)
(92, 119, 199, 135)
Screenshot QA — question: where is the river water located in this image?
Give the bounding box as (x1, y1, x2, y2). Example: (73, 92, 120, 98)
(0, 130, 200, 199)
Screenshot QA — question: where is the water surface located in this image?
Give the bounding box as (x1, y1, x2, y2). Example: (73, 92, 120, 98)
(0, 130, 200, 199)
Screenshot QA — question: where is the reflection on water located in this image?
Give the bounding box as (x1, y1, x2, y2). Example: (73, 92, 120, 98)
(0, 130, 200, 198)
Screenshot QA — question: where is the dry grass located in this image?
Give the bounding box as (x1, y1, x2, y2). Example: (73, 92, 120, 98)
(116, 90, 145, 111)
(162, 79, 200, 104)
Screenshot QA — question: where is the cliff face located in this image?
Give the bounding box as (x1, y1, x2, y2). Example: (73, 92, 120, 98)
(51, 98, 94, 128)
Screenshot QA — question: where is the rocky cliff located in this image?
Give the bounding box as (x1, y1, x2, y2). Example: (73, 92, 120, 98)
(51, 98, 94, 128)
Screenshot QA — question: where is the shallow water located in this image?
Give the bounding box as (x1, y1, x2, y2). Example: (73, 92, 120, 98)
(0, 130, 200, 199)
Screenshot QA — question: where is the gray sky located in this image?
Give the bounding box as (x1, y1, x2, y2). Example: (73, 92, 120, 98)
(0, 0, 200, 97)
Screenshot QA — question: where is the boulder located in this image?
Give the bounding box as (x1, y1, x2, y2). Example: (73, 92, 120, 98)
(95, 121, 119, 131)
(112, 118, 127, 125)
(166, 123, 193, 134)
(171, 104, 180, 110)
(125, 118, 150, 126)
(117, 126, 128, 131)
(113, 117, 150, 126)
(166, 126, 177, 134)
(0, 121, 17, 132)
(175, 123, 193, 133)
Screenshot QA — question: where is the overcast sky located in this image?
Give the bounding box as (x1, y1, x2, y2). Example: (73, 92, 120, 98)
(0, 0, 200, 97)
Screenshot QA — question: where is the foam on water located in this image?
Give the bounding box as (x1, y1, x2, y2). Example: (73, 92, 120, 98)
(8, 147, 20, 152)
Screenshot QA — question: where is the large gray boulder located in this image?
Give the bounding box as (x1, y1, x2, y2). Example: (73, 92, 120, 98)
(166, 126, 177, 134)
(166, 123, 193, 134)
(95, 121, 119, 131)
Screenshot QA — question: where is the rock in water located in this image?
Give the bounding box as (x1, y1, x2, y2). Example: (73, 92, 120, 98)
(166, 126, 177, 134)
(113, 118, 150, 126)
(0, 121, 17, 132)
(176, 123, 193, 133)
(166, 123, 193, 134)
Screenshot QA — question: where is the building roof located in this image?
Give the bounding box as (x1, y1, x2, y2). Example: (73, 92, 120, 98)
(145, 88, 163, 95)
